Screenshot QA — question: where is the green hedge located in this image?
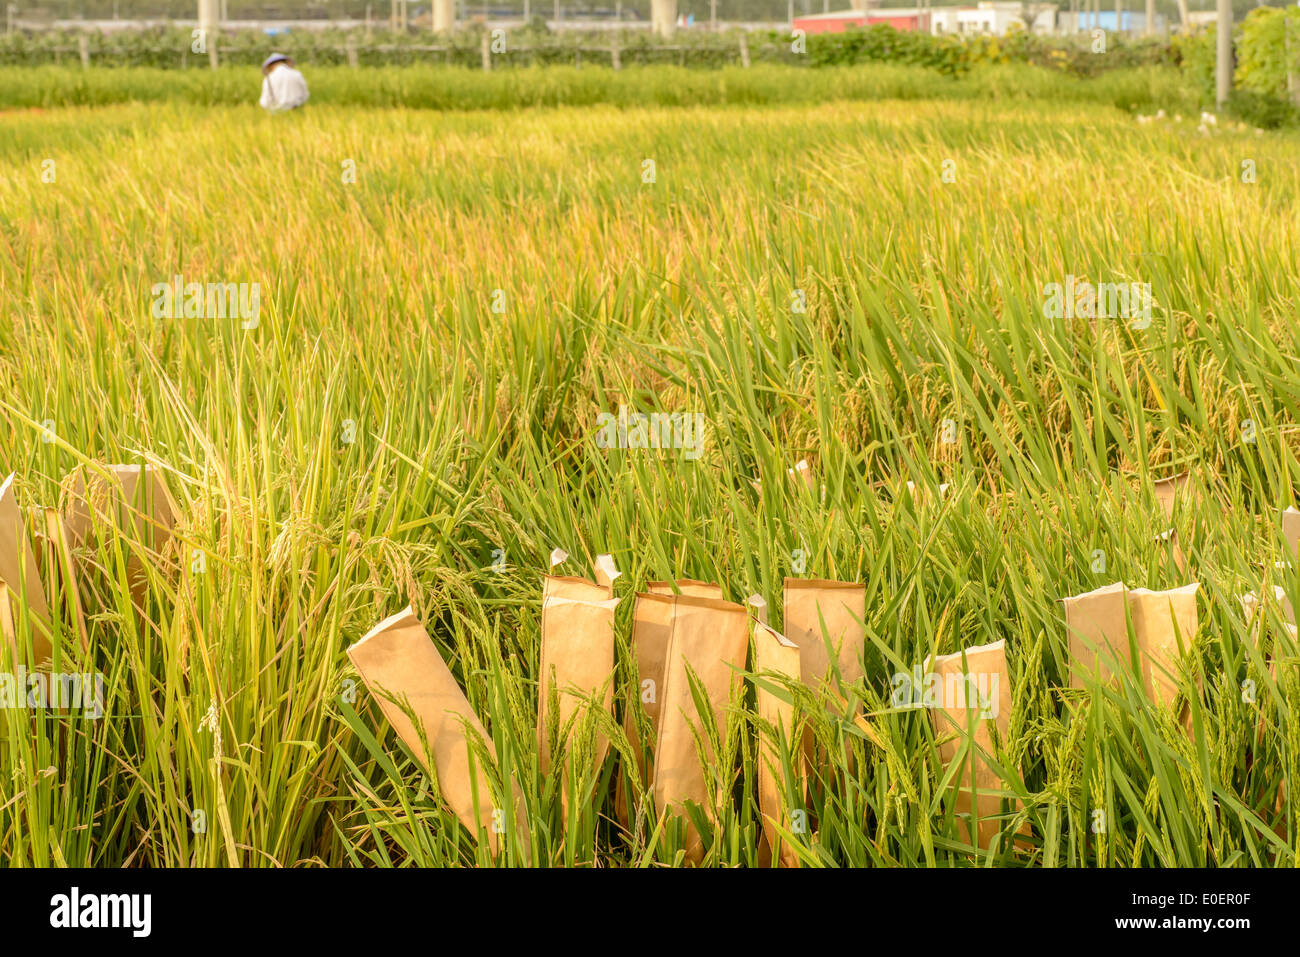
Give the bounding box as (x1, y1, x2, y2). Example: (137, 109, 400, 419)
(0, 22, 1182, 78)
(1173, 10, 1300, 126)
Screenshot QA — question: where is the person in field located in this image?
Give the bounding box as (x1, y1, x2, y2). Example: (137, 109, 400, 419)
(259, 53, 309, 113)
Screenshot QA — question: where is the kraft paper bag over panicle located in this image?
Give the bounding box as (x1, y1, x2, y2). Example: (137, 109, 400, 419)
(926, 639, 1023, 850)
(1150, 472, 1191, 572)
(1063, 581, 1199, 710)
(62, 464, 179, 610)
(752, 615, 802, 868)
(646, 579, 724, 599)
(0, 474, 52, 666)
(782, 579, 866, 697)
(1282, 507, 1300, 560)
(652, 594, 751, 862)
(618, 591, 680, 827)
(592, 553, 621, 591)
(623, 580, 724, 792)
(1127, 584, 1200, 709)
(347, 606, 513, 853)
(1063, 581, 1132, 690)
(543, 575, 609, 602)
(541, 549, 616, 602)
(538, 592, 620, 814)
(620, 575, 723, 830)
(1152, 471, 1190, 521)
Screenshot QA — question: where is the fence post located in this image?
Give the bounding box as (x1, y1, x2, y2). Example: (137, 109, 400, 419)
(1288, 8, 1299, 107)
(738, 31, 750, 68)
(481, 29, 491, 70)
(611, 35, 620, 70)
(78, 34, 89, 69)
(347, 35, 359, 67)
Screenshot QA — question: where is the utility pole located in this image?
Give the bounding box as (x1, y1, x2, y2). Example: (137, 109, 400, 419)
(1215, 0, 1232, 107)
(1287, 6, 1299, 107)
(198, 0, 219, 68)
(433, 0, 454, 31)
(652, 0, 675, 36)
(1144, 0, 1152, 36)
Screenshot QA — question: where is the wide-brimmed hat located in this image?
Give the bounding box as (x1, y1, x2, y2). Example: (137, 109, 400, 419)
(261, 52, 291, 70)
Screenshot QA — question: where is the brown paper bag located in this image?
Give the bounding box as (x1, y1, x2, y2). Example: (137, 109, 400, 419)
(348, 606, 515, 853)
(927, 639, 1025, 850)
(1064, 581, 1198, 711)
(538, 593, 620, 816)
(0, 583, 15, 656)
(617, 580, 724, 832)
(1282, 507, 1300, 560)
(647, 579, 723, 599)
(783, 578, 866, 780)
(543, 575, 609, 602)
(1155, 527, 1187, 575)
(1127, 584, 1199, 709)
(619, 592, 676, 829)
(753, 619, 802, 867)
(624, 583, 722, 775)
(1152, 471, 1190, 520)
(0, 473, 51, 666)
(1063, 581, 1131, 691)
(541, 552, 618, 602)
(593, 554, 621, 591)
(782, 578, 865, 697)
(652, 595, 750, 862)
(62, 464, 179, 612)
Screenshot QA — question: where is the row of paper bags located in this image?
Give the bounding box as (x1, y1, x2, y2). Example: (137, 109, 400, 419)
(346, 545, 1229, 863)
(3, 464, 1291, 859)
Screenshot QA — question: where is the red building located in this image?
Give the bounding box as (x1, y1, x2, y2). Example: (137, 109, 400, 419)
(793, 8, 934, 33)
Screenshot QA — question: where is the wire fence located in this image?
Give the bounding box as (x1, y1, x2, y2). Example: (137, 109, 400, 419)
(2, 30, 788, 69)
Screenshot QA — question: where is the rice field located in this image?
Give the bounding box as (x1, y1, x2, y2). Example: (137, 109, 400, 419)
(1, 78, 1298, 868)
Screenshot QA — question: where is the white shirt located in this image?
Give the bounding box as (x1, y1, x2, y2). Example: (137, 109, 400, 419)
(259, 66, 309, 113)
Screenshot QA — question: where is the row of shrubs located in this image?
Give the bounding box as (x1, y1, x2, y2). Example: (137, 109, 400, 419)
(1173, 7, 1300, 128)
(0, 22, 1182, 77)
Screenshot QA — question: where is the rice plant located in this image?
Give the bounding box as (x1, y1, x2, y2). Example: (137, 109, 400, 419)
(0, 76, 1296, 867)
